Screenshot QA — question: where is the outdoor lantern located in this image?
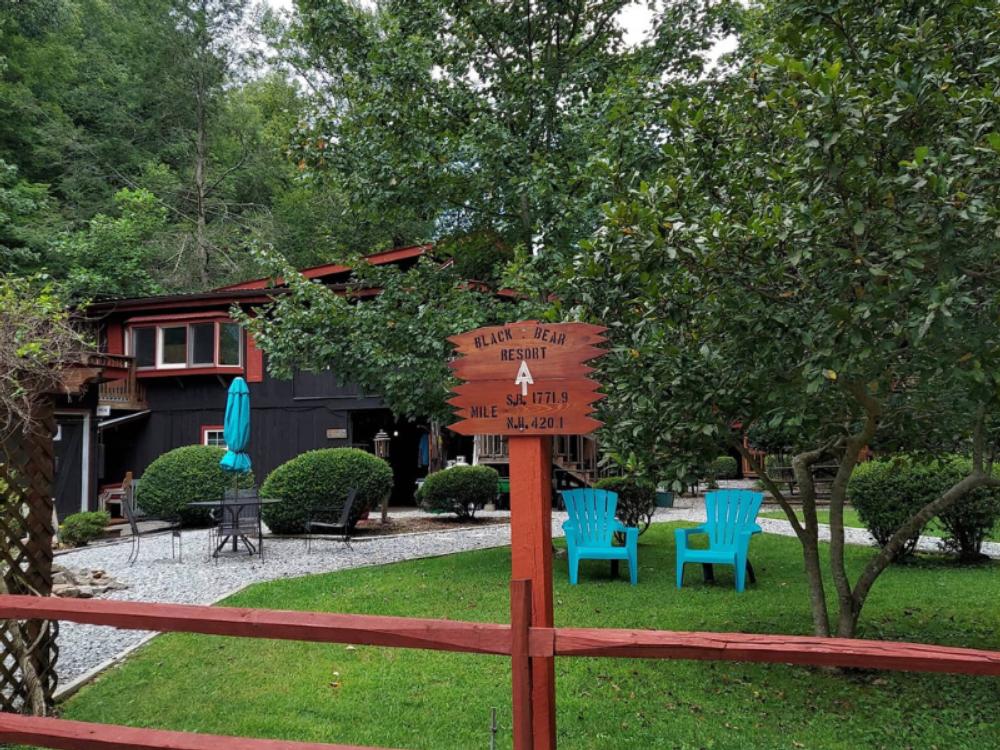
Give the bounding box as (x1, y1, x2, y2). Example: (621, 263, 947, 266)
(374, 429, 390, 459)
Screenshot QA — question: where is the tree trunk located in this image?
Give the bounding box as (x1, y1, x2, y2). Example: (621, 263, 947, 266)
(791, 451, 831, 637)
(839, 468, 1000, 638)
(192, 0, 211, 287)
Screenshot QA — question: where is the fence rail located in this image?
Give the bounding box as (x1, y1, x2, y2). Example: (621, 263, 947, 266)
(0, 591, 997, 750)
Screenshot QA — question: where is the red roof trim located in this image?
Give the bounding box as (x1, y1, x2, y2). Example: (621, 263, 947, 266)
(214, 244, 431, 291)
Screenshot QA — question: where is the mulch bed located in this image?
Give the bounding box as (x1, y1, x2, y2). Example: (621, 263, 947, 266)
(352, 515, 509, 537)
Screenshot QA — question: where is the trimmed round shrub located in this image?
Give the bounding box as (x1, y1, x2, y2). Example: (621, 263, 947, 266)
(261, 448, 393, 534)
(848, 457, 933, 557)
(707, 455, 738, 481)
(136, 445, 254, 526)
(849, 455, 1000, 560)
(418, 465, 498, 520)
(934, 459, 1000, 562)
(593, 476, 657, 538)
(60, 511, 110, 547)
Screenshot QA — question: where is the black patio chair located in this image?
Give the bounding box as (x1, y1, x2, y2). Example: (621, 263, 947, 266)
(305, 488, 358, 553)
(124, 478, 181, 565)
(211, 488, 264, 561)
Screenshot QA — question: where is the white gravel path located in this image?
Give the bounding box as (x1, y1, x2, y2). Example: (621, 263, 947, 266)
(50, 501, 996, 697)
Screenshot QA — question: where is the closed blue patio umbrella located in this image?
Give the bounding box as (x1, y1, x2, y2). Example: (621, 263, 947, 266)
(219, 377, 252, 478)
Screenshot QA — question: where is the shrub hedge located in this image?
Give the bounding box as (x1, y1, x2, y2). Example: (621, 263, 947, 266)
(593, 476, 657, 538)
(934, 459, 1000, 562)
(418, 465, 498, 520)
(261, 448, 393, 534)
(707, 455, 739, 481)
(60, 511, 110, 547)
(849, 455, 1000, 560)
(136, 445, 254, 526)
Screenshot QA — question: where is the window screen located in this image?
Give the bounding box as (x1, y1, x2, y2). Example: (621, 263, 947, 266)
(218, 323, 241, 365)
(160, 326, 187, 365)
(189, 323, 216, 365)
(132, 328, 155, 368)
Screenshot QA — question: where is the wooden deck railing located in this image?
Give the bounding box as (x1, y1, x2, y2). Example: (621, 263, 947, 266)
(0, 589, 997, 749)
(96, 355, 147, 411)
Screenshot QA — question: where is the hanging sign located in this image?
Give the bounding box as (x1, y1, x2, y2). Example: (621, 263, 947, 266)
(447, 321, 607, 436)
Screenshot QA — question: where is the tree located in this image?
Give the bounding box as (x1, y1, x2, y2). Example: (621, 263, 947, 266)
(55, 188, 168, 301)
(0, 276, 91, 439)
(285, 0, 735, 267)
(0, 160, 55, 274)
(567, 0, 1000, 637)
(240, 249, 505, 425)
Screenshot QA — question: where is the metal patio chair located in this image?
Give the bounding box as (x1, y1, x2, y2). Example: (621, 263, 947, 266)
(305, 488, 358, 553)
(124, 476, 181, 565)
(211, 488, 264, 561)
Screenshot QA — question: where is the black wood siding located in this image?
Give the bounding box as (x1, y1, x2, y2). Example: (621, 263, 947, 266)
(101, 369, 388, 487)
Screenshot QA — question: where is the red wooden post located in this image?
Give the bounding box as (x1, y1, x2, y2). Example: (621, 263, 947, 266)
(508, 436, 556, 750)
(510, 578, 534, 750)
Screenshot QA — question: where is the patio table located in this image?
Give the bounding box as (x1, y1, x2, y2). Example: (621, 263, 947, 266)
(188, 498, 282, 555)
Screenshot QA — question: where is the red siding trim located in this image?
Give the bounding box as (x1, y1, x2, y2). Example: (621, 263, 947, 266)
(106, 322, 124, 355)
(137, 366, 243, 379)
(246, 334, 264, 383)
(126, 311, 232, 325)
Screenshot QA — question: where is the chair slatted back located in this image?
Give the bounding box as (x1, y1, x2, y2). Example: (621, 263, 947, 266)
(561, 489, 618, 547)
(704, 490, 764, 548)
(221, 488, 260, 534)
(336, 488, 359, 528)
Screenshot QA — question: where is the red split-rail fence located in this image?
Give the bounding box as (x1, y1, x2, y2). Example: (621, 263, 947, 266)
(0, 587, 998, 750)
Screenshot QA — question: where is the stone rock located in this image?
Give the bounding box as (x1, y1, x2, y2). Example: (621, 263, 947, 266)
(52, 567, 127, 597)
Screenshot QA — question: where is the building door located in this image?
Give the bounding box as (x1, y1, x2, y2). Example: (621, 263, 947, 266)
(350, 410, 424, 506)
(54, 415, 89, 519)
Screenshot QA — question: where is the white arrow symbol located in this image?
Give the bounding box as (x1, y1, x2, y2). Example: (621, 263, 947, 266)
(514, 360, 534, 396)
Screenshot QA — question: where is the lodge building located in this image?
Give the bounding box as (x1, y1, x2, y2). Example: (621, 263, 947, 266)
(52, 246, 629, 520)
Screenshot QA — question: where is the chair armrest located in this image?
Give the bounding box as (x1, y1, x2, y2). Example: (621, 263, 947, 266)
(612, 520, 627, 533)
(562, 521, 576, 544)
(749, 523, 763, 535)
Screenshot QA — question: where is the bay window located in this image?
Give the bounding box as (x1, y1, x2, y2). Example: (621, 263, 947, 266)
(130, 320, 242, 371)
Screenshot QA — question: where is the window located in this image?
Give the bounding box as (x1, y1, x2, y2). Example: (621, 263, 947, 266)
(129, 321, 242, 371)
(159, 326, 187, 367)
(189, 323, 216, 365)
(218, 322, 241, 366)
(201, 426, 226, 448)
(132, 328, 156, 368)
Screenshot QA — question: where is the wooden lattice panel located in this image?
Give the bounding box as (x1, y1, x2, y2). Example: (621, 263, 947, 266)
(0, 399, 58, 713)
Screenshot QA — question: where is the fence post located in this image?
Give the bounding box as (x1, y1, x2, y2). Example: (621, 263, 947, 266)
(508, 436, 556, 750)
(511, 579, 533, 750)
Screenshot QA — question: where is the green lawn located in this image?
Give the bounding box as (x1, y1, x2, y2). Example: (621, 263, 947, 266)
(46, 524, 999, 750)
(759, 508, 1000, 542)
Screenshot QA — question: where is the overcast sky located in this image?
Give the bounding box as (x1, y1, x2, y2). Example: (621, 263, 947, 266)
(265, 0, 661, 48)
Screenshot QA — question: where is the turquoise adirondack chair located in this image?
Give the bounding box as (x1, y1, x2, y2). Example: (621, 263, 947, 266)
(561, 489, 638, 585)
(675, 489, 764, 592)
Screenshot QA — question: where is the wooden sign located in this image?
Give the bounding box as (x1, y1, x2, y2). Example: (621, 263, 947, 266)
(447, 321, 606, 436)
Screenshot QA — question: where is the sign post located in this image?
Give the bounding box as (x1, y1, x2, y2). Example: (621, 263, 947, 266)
(447, 321, 606, 750)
